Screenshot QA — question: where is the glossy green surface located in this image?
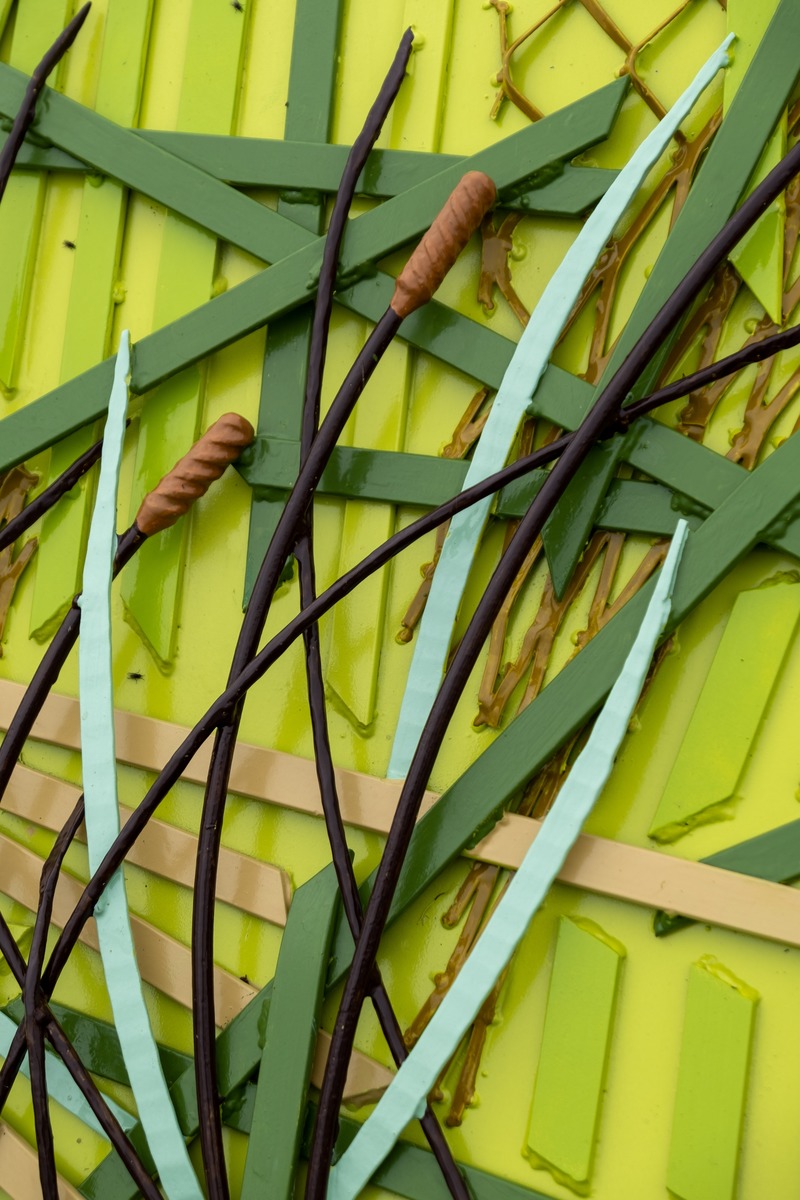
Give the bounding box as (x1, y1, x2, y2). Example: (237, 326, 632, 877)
(241, 865, 339, 1200)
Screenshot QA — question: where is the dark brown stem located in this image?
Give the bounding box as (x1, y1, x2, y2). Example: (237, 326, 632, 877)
(0, 3, 91, 204)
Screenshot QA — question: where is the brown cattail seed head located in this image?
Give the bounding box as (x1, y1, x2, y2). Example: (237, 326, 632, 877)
(136, 412, 254, 536)
(391, 171, 497, 318)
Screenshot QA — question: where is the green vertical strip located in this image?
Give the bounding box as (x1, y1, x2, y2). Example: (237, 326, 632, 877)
(0, 0, 72, 393)
(325, 1, 454, 727)
(29, 0, 155, 642)
(243, 0, 343, 607)
(540, 0, 800, 591)
(526, 918, 624, 1194)
(667, 958, 758, 1200)
(649, 580, 800, 842)
(240, 865, 340, 1200)
(121, 0, 251, 665)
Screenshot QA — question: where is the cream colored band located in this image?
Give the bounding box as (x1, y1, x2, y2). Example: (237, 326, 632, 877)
(0, 680, 796, 948)
(0, 1120, 82, 1200)
(3, 763, 289, 927)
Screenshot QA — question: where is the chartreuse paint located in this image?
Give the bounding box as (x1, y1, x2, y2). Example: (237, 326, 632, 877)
(328, 524, 688, 1200)
(387, 38, 731, 780)
(649, 580, 800, 842)
(666, 958, 758, 1200)
(77, 332, 202, 1200)
(525, 918, 625, 1194)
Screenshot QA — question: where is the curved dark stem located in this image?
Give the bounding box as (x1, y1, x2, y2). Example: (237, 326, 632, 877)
(44, 1015, 162, 1200)
(621, 317, 800, 425)
(24, 799, 84, 1198)
(191, 307, 400, 1200)
(305, 117, 800, 1198)
(0, 3, 91, 204)
(191, 33, 417, 1195)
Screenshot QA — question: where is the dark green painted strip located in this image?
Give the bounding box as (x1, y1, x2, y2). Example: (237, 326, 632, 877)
(241, 866, 340, 1200)
(2, 997, 191, 1088)
(244, 0, 341, 605)
(327, 419, 800, 980)
(531, 364, 800, 560)
(3, 130, 618, 214)
(655, 821, 800, 936)
(236, 436, 691, 535)
(542, 442, 620, 597)
(0, 80, 627, 474)
(537, 0, 800, 591)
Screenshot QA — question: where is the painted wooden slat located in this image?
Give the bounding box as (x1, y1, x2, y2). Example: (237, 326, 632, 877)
(4, 678, 800, 947)
(0, 78, 627, 473)
(121, 0, 250, 665)
(0, 832, 255, 1024)
(29, 0, 155, 641)
(3, 762, 290, 926)
(0, 1121, 82, 1200)
(0, 130, 618, 214)
(526, 918, 624, 1193)
(244, 0, 342, 607)
(326, 0, 455, 727)
(649, 580, 800, 842)
(240, 865, 339, 1200)
(0, 0, 73, 393)
(666, 958, 758, 1200)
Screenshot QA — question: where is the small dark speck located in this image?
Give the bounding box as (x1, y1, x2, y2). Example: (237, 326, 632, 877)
(63, 239, 76, 249)
(240, 973, 251, 984)
(231, 0, 243, 10)
(127, 671, 144, 681)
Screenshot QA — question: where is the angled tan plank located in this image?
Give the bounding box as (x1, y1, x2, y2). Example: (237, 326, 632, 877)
(3, 763, 290, 926)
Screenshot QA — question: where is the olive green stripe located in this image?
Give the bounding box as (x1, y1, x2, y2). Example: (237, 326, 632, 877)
(236, 437, 691, 535)
(531, 363, 800, 560)
(0, 80, 626, 474)
(655, 821, 800, 936)
(538, 0, 800, 593)
(244, 0, 342, 604)
(241, 866, 340, 1200)
(3, 131, 618, 214)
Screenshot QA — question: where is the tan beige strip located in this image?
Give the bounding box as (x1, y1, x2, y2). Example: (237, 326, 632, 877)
(0, 1120, 81, 1200)
(3, 763, 290, 927)
(0, 832, 254, 1025)
(470, 813, 800, 949)
(0, 833, 390, 1101)
(0, 680, 439, 831)
(1, 681, 797, 947)
(312, 1030, 393, 1108)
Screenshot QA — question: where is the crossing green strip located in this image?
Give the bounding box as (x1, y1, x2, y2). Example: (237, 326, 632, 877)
(236, 437, 691, 535)
(0, 79, 626, 475)
(241, 866, 340, 1200)
(3, 129, 617, 214)
(244, 0, 342, 605)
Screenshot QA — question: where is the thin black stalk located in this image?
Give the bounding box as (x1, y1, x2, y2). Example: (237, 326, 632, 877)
(23, 800, 84, 1198)
(306, 117, 800, 1198)
(284, 26, 470, 1200)
(0, 3, 91, 204)
(622, 317, 800, 425)
(191, 304, 401, 1200)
